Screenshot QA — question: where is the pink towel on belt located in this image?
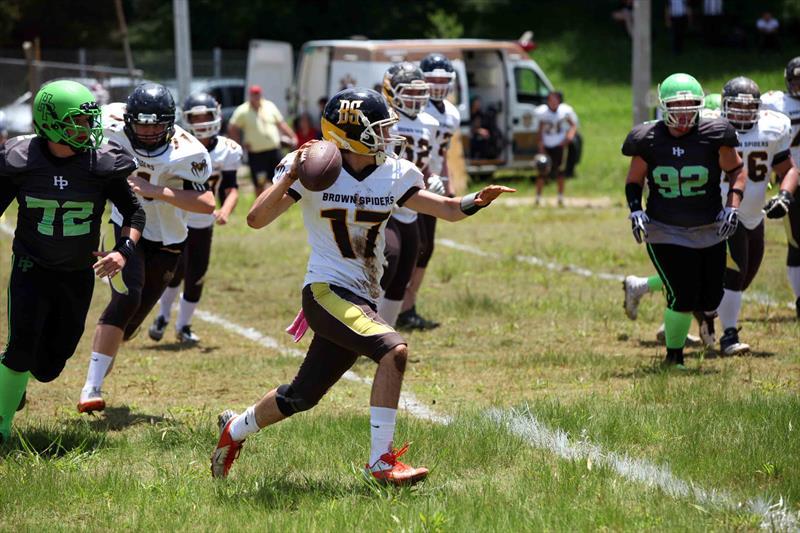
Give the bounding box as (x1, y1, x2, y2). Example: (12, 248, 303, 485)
(285, 309, 309, 342)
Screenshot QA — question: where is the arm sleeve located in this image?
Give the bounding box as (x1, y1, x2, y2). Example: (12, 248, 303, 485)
(220, 170, 238, 191)
(719, 120, 740, 148)
(621, 126, 644, 157)
(105, 177, 145, 232)
(395, 164, 426, 207)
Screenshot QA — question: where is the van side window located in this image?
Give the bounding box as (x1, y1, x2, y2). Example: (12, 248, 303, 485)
(514, 68, 548, 105)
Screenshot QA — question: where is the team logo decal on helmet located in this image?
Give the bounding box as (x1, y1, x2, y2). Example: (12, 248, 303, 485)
(123, 83, 176, 157)
(658, 73, 705, 129)
(722, 77, 761, 131)
(182, 92, 222, 139)
(321, 87, 405, 158)
(33, 80, 103, 150)
(419, 53, 455, 101)
(383, 62, 430, 118)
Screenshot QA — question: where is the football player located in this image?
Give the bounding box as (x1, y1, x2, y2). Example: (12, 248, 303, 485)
(396, 53, 461, 331)
(0, 80, 144, 442)
(761, 57, 800, 317)
(716, 77, 797, 354)
(623, 73, 746, 368)
(77, 83, 214, 413)
(377, 62, 444, 327)
(210, 87, 514, 484)
(149, 92, 242, 344)
(535, 91, 578, 206)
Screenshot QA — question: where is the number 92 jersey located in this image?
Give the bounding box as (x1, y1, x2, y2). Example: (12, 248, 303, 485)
(103, 102, 212, 245)
(622, 118, 739, 227)
(720, 110, 791, 229)
(389, 111, 437, 224)
(274, 151, 424, 303)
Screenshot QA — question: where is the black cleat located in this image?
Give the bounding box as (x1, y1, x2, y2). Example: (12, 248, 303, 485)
(397, 308, 440, 331)
(148, 315, 168, 341)
(720, 327, 750, 356)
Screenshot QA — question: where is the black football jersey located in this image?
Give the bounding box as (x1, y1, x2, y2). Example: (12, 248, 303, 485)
(0, 136, 140, 270)
(622, 119, 739, 227)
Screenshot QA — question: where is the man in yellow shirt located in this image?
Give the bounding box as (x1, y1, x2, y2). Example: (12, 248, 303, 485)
(229, 85, 298, 196)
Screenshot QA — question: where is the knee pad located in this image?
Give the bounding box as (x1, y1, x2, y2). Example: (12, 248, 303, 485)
(275, 384, 317, 417)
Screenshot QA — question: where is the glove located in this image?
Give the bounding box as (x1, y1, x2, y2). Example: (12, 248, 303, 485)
(716, 206, 738, 239)
(629, 210, 649, 244)
(426, 174, 447, 196)
(763, 190, 794, 219)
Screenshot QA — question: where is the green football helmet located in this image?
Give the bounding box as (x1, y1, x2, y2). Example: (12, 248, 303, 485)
(33, 80, 103, 150)
(704, 93, 721, 111)
(658, 73, 704, 129)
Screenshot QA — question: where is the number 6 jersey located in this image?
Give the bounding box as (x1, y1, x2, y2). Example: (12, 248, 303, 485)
(622, 118, 739, 228)
(274, 151, 424, 303)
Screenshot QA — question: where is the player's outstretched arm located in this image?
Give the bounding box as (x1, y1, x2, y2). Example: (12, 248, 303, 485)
(127, 176, 215, 214)
(404, 185, 516, 222)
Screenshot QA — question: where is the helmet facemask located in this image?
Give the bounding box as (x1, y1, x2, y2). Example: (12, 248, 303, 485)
(722, 94, 760, 131)
(388, 80, 430, 118)
(124, 112, 175, 156)
(661, 95, 704, 129)
(184, 106, 221, 139)
(55, 104, 103, 150)
(424, 70, 455, 101)
(787, 74, 800, 98)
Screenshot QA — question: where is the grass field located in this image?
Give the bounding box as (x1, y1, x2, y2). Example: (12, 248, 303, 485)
(2, 27, 800, 531)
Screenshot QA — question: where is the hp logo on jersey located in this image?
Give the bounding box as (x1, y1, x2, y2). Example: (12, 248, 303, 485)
(672, 147, 685, 157)
(53, 176, 69, 189)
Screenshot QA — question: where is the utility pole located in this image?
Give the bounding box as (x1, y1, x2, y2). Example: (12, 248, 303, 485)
(173, 0, 193, 105)
(114, 0, 137, 79)
(631, 0, 651, 125)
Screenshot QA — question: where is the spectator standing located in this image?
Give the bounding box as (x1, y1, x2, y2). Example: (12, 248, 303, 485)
(294, 112, 320, 146)
(228, 85, 298, 197)
(666, 0, 690, 55)
(756, 12, 780, 51)
(469, 96, 491, 159)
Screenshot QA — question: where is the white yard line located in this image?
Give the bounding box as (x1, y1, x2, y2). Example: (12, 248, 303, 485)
(1, 219, 796, 528)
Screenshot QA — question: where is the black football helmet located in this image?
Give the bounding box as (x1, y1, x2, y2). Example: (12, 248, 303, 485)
(183, 92, 221, 139)
(382, 62, 430, 118)
(124, 83, 176, 156)
(785, 57, 800, 98)
(321, 87, 404, 156)
(722, 76, 761, 131)
(420, 53, 455, 101)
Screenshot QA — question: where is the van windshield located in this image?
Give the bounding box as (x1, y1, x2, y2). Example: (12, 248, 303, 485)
(514, 67, 549, 105)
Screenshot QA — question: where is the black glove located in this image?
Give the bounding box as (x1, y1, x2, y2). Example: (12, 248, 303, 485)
(764, 190, 794, 219)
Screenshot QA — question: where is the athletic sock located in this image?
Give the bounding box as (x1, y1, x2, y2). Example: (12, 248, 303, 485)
(666, 347, 685, 366)
(646, 275, 663, 292)
(718, 289, 742, 330)
(159, 286, 180, 322)
(0, 364, 30, 442)
(663, 308, 692, 349)
(82, 352, 113, 392)
(228, 405, 260, 442)
(369, 406, 397, 467)
(377, 298, 403, 327)
(788, 266, 800, 298)
(176, 296, 198, 330)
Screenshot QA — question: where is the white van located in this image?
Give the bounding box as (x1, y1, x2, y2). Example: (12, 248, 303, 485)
(246, 39, 554, 176)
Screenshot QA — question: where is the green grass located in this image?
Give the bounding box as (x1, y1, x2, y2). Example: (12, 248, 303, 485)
(2, 29, 800, 531)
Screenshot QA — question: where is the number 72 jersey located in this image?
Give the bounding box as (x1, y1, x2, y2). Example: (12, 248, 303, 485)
(622, 118, 739, 227)
(274, 151, 424, 303)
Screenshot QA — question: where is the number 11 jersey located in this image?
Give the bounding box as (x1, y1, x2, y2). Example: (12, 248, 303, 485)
(274, 152, 424, 303)
(622, 118, 739, 227)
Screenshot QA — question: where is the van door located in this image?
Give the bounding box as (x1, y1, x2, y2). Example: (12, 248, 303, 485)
(246, 40, 294, 117)
(506, 59, 553, 165)
(295, 43, 331, 118)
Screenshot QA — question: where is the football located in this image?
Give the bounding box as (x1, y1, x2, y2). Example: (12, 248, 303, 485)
(297, 141, 342, 192)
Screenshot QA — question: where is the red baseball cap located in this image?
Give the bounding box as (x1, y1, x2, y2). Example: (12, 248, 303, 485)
(249, 85, 262, 95)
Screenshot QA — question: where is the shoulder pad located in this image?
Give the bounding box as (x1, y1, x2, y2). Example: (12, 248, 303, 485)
(93, 139, 138, 178)
(1, 136, 37, 172)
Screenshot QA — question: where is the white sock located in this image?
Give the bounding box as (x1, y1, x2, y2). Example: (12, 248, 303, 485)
(369, 406, 397, 467)
(228, 405, 260, 442)
(718, 289, 742, 330)
(377, 298, 403, 327)
(159, 286, 180, 321)
(176, 296, 198, 330)
(83, 352, 113, 391)
(788, 266, 800, 298)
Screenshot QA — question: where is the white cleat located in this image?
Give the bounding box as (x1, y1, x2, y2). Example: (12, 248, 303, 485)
(623, 275, 650, 320)
(77, 386, 105, 414)
(720, 327, 750, 356)
(176, 325, 200, 345)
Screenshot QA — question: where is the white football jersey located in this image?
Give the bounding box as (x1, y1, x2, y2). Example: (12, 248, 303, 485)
(274, 152, 424, 303)
(535, 103, 578, 148)
(105, 103, 212, 245)
(390, 111, 435, 223)
(720, 110, 792, 229)
(425, 99, 461, 177)
(187, 135, 243, 229)
(761, 90, 800, 164)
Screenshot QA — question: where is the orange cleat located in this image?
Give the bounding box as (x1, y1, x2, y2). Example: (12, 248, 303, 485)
(77, 387, 105, 414)
(366, 443, 429, 486)
(210, 410, 244, 479)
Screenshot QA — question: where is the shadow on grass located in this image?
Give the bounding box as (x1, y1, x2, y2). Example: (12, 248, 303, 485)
(2, 424, 106, 459)
(610, 363, 721, 379)
(78, 405, 166, 432)
(140, 342, 220, 354)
